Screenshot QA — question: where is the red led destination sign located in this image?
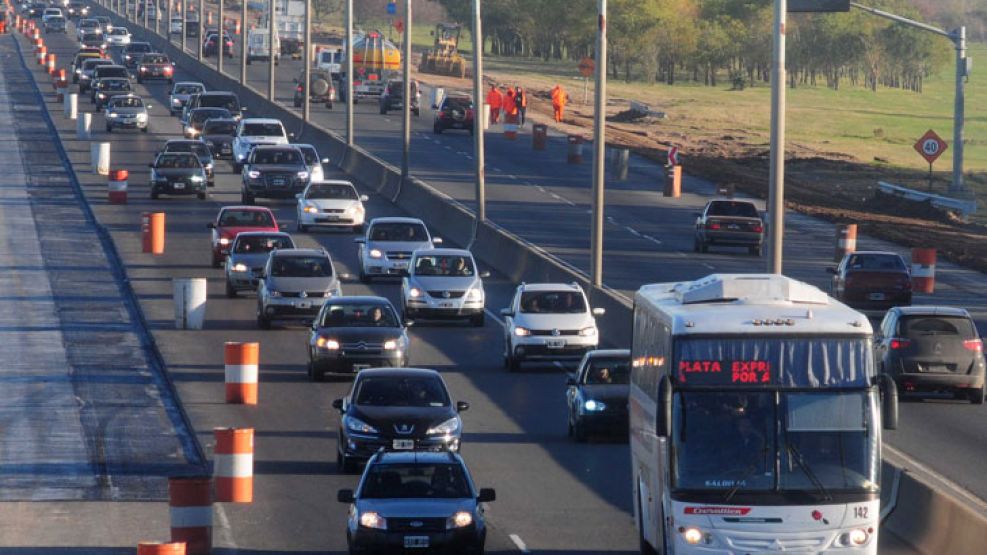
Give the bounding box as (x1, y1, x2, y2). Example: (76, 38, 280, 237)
(677, 360, 773, 385)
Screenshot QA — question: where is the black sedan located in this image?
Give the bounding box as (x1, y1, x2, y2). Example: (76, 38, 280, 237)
(121, 42, 153, 68)
(184, 107, 232, 139)
(199, 117, 237, 159)
(566, 349, 631, 441)
(331, 368, 469, 473)
(308, 296, 408, 380)
(241, 145, 311, 204)
(338, 451, 494, 555)
(91, 78, 132, 111)
(202, 31, 234, 58)
(148, 153, 208, 200)
(876, 306, 986, 403)
(160, 139, 215, 186)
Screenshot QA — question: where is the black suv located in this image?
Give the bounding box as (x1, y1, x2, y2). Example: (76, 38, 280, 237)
(379, 79, 420, 116)
(197, 91, 244, 121)
(433, 94, 474, 135)
(332, 368, 469, 473)
(308, 296, 408, 380)
(337, 450, 494, 555)
(122, 41, 153, 68)
(241, 145, 310, 204)
(876, 306, 986, 403)
(148, 153, 208, 200)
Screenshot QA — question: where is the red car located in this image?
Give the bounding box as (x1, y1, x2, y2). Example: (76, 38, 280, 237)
(829, 251, 912, 311)
(207, 206, 280, 267)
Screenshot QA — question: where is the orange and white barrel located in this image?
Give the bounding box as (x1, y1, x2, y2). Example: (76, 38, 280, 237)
(37, 46, 46, 65)
(834, 224, 857, 262)
(224, 342, 258, 405)
(169, 476, 212, 555)
(214, 427, 254, 503)
(46, 53, 55, 74)
(138, 542, 187, 555)
(234, 19, 241, 35)
(108, 169, 128, 204)
(911, 248, 936, 294)
(31, 27, 39, 40)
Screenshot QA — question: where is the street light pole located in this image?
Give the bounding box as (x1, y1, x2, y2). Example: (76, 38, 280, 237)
(267, 0, 276, 101)
(303, 0, 311, 122)
(345, 0, 353, 146)
(401, 0, 411, 184)
(218, 0, 224, 74)
(471, 0, 484, 222)
(768, 0, 787, 274)
(240, 0, 247, 85)
(182, 1, 187, 53)
(589, 0, 607, 287)
(197, 0, 203, 60)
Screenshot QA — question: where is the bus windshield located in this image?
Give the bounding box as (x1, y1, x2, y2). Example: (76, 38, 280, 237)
(671, 390, 879, 498)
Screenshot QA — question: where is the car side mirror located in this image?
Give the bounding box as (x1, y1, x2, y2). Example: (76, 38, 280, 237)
(331, 398, 343, 411)
(172, 62, 176, 66)
(337, 489, 354, 503)
(278, 223, 287, 230)
(432, 237, 443, 245)
(353, 237, 365, 244)
(565, 374, 577, 386)
(477, 488, 496, 503)
(826, 267, 837, 274)
(592, 307, 606, 316)
(499, 308, 513, 317)
(877, 374, 898, 430)
(146, 105, 152, 110)
(241, 107, 248, 111)
(359, 194, 369, 202)
(206, 222, 215, 229)
(321, 158, 330, 164)
(657, 375, 673, 438)
(479, 271, 491, 279)
(456, 401, 470, 412)
(288, 132, 295, 138)
(295, 193, 302, 199)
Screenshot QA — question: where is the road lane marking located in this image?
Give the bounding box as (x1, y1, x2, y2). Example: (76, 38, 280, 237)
(702, 263, 715, 269)
(642, 235, 662, 245)
(510, 534, 531, 553)
(444, 145, 453, 150)
(485, 307, 506, 327)
(507, 174, 518, 180)
(626, 227, 641, 236)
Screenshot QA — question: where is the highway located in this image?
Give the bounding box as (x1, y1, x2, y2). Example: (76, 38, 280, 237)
(0, 5, 972, 553)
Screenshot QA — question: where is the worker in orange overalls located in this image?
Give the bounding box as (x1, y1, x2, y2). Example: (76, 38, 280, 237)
(551, 84, 567, 123)
(486, 85, 503, 125)
(503, 88, 517, 124)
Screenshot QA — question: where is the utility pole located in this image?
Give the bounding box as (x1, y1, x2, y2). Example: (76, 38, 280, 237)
(471, 0, 484, 222)
(401, 0, 411, 184)
(768, 0, 786, 274)
(181, 1, 187, 53)
(240, 0, 247, 85)
(345, 0, 353, 146)
(218, 0, 224, 74)
(589, 0, 607, 287)
(197, 0, 204, 60)
(303, 0, 311, 122)
(850, 2, 968, 193)
(268, 0, 276, 101)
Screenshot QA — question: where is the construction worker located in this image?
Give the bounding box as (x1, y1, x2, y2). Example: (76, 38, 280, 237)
(551, 84, 567, 123)
(503, 88, 517, 124)
(486, 85, 503, 125)
(515, 86, 527, 127)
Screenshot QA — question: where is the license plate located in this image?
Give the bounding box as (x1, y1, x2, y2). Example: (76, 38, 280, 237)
(728, 224, 740, 230)
(221, 145, 231, 152)
(321, 215, 340, 221)
(439, 302, 454, 308)
(404, 536, 429, 549)
(547, 339, 565, 349)
(273, 179, 286, 186)
(392, 439, 414, 450)
(296, 301, 311, 309)
(452, 122, 463, 128)
(868, 293, 886, 301)
(172, 182, 185, 189)
(394, 262, 408, 269)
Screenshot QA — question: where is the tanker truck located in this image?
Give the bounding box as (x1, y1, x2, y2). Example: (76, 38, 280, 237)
(335, 30, 401, 103)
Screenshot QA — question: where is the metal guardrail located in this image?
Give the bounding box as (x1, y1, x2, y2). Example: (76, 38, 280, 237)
(878, 181, 977, 216)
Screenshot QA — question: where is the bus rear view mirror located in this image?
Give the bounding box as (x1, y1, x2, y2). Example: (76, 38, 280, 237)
(877, 374, 898, 430)
(657, 375, 673, 438)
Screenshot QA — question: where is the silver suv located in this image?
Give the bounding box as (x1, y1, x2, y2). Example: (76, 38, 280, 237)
(500, 283, 605, 372)
(224, 231, 295, 297)
(257, 248, 341, 329)
(354, 217, 441, 282)
(104, 94, 150, 133)
(401, 248, 487, 327)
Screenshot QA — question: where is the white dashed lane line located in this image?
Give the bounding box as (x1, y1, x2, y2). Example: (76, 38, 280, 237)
(510, 534, 531, 553)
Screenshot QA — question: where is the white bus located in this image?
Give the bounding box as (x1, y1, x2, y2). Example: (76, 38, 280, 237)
(630, 274, 898, 554)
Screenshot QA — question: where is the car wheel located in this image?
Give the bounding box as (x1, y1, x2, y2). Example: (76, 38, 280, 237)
(141, 126, 148, 133)
(638, 493, 661, 555)
(750, 245, 762, 256)
(257, 313, 271, 329)
(469, 126, 475, 136)
(379, 105, 386, 115)
(225, 280, 237, 298)
(698, 240, 708, 253)
(352, 224, 363, 234)
(359, 271, 369, 284)
(298, 222, 308, 233)
(137, 76, 142, 84)
(307, 360, 324, 382)
(970, 387, 985, 405)
(470, 312, 485, 327)
(507, 353, 520, 373)
(693, 236, 701, 252)
(326, 102, 333, 110)
(233, 162, 242, 173)
(293, 98, 301, 108)
(337, 446, 356, 474)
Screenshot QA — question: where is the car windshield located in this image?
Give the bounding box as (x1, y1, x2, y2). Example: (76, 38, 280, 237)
(81, 33, 101, 42)
(155, 154, 199, 169)
(899, 316, 976, 339)
(243, 123, 284, 137)
(584, 357, 631, 385)
(96, 68, 128, 78)
(128, 43, 152, 52)
(846, 254, 906, 272)
(320, 302, 399, 328)
(355, 376, 449, 407)
(109, 28, 128, 36)
(413, 255, 475, 277)
(166, 142, 210, 157)
(174, 84, 204, 95)
(369, 223, 428, 242)
(84, 60, 112, 70)
(672, 391, 879, 496)
(143, 55, 168, 64)
(199, 96, 239, 111)
(203, 120, 236, 135)
(707, 201, 760, 218)
(519, 291, 586, 314)
(219, 209, 274, 227)
(191, 109, 231, 125)
(233, 235, 293, 254)
(297, 146, 319, 165)
(253, 149, 301, 165)
(80, 20, 98, 28)
(270, 256, 333, 278)
(112, 97, 143, 108)
(306, 183, 357, 200)
(360, 463, 471, 500)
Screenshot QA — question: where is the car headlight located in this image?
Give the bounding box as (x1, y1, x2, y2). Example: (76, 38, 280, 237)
(513, 326, 530, 337)
(107, 113, 118, 118)
(579, 326, 597, 337)
(190, 175, 203, 182)
(139, 66, 146, 72)
(97, 93, 106, 98)
(136, 113, 147, 121)
(359, 511, 386, 530)
(296, 171, 309, 179)
(446, 511, 473, 530)
(383, 339, 398, 350)
(408, 287, 421, 298)
(268, 290, 281, 298)
(426, 416, 460, 436)
(171, 97, 181, 105)
(247, 170, 261, 179)
(232, 263, 248, 273)
(466, 288, 483, 302)
(583, 400, 606, 412)
(218, 237, 231, 246)
(206, 141, 216, 147)
(345, 416, 378, 434)
(344, 204, 363, 215)
(316, 336, 340, 350)
(369, 248, 383, 259)
(75, 69, 82, 74)
(303, 204, 319, 214)
(186, 126, 198, 135)
(204, 163, 214, 171)
(681, 527, 709, 545)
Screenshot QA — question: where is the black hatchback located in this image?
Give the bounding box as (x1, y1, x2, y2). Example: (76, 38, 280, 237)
(307, 296, 408, 380)
(332, 368, 469, 473)
(876, 306, 986, 403)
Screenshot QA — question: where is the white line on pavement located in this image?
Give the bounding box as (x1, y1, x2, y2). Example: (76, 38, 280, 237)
(702, 263, 715, 269)
(510, 534, 531, 553)
(626, 227, 641, 236)
(214, 503, 238, 549)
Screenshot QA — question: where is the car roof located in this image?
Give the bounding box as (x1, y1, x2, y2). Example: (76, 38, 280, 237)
(233, 230, 291, 239)
(369, 217, 425, 225)
(310, 179, 354, 187)
(270, 248, 329, 258)
(586, 349, 631, 358)
(373, 450, 463, 465)
(219, 205, 273, 214)
(165, 139, 206, 146)
(174, 81, 204, 87)
(241, 117, 282, 124)
(356, 367, 442, 380)
(252, 145, 299, 151)
(203, 117, 238, 125)
(325, 295, 393, 305)
(846, 250, 903, 257)
(892, 306, 972, 318)
(413, 248, 472, 257)
(707, 199, 756, 206)
(201, 91, 237, 97)
(518, 282, 585, 293)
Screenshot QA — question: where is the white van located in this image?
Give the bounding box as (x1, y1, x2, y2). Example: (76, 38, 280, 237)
(246, 28, 280, 65)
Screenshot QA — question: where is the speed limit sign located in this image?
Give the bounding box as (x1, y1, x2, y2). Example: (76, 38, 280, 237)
(913, 129, 948, 165)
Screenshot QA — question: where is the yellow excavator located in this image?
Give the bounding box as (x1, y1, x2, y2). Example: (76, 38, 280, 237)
(419, 23, 467, 79)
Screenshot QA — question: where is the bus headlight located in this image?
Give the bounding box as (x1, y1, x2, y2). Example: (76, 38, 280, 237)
(680, 527, 710, 545)
(836, 528, 871, 547)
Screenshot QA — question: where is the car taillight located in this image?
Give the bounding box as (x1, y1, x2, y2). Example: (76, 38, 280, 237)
(164, 66, 173, 74)
(890, 338, 911, 350)
(296, 85, 303, 92)
(964, 339, 983, 352)
(706, 222, 720, 230)
(752, 225, 764, 233)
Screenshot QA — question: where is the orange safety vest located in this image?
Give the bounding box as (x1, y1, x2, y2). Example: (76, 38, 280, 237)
(487, 88, 502, 109)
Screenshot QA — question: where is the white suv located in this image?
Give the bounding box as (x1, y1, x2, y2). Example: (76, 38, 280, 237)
(354, 217, 440, 281)
(232, 118, 290, 172)
(500, 283, 605, 372)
